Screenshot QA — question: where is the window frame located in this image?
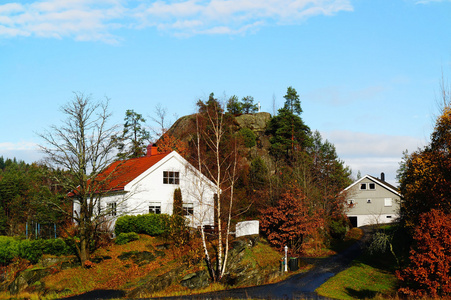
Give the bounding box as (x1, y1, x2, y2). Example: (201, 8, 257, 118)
(182, 203, 194, 216)
(384, 198, 393, 207)
(163, 171, 180, 185)
(149, 202, 161, 214)
(360, 183, 367, 190)
(368, 183, 376, 190)
(109, 202, 117, 217)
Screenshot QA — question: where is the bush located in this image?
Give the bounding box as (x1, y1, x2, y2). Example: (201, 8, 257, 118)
(115, 232, 139, 245)
(397, 209, 451, 298)
(0, 237, 72, 265)
(328, 218, 348, 240)
(0, 236, 19, 265)
(115, 214, 170, 236)
(238, 128, 256, 148)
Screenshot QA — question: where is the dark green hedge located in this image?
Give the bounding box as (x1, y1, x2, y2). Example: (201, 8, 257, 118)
(114, 214, 170, 237)
(0, 236, 73, 265)
(115, 232, 140, 245)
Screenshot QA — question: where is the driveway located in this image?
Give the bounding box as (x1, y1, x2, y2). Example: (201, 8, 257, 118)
(152, 228, 369, 300)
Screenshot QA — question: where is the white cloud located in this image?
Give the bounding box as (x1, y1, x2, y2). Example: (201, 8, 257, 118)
(0, 0, 353, 41)
(0, 142, 43, 164)
(322, 130, 427, 186)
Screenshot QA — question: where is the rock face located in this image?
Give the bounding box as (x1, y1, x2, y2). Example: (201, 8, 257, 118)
(223, 235, 279, 287)
(235, 112, 271, 133)
(4, 256, 78, 295)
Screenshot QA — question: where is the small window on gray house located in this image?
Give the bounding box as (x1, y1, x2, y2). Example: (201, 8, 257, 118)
(360, 183, 367, 190)
(149, 202, 161, 214)
(367, 199, 372, 204)
(163, 171, 179, 184)
(347, 199, 354, 205)
(386, 215, 392, 219)
(369, 183, 376, 190)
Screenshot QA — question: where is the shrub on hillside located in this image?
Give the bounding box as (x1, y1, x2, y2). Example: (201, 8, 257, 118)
(115, 232, 139, 245)
(115, 214, 170, 236)
(237, 128, 257, 148)
(397, 209, 451, 298)
(0, 237, 72, 265)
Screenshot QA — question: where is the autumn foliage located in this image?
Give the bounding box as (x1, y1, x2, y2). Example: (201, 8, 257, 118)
(260, 186, 324, 255)
(397, 209, 451, 298)
(396, 105, 451, 297)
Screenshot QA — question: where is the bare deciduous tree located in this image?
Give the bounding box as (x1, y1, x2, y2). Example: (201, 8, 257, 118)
(38, 93, 120, 264)
(193, 95, 239, 281)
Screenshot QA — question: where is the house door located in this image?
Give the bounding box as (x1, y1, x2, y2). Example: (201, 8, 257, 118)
(349, 216, 358, 228)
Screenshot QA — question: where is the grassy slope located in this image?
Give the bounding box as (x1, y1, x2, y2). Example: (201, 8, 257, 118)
(316, 225, 402, 300)
(0, 235, 287, 299)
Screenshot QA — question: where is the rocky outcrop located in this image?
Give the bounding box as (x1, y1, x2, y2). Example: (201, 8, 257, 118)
(126, 266, 187, 298)
(235, 112, 271, 133)
(5, 256, 78, 295)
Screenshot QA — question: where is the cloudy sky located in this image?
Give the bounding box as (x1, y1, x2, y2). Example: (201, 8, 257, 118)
(1, 0, 451, 186)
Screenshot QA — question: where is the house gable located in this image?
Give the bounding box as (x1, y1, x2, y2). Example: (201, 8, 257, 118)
(344, 174, 402, 227)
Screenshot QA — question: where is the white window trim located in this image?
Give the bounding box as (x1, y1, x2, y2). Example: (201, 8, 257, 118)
(149, 202, 161, 214)
(384, 198, 393, 207)
(182, 203, 194, 216)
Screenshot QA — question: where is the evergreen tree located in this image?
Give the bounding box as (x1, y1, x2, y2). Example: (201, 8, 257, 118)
(173, 187, 183, 216)
(226, 95, 242, 115)
(241, 96, 258, 114)
(114, 109, 150, 159)
(283, 86, 302, 115)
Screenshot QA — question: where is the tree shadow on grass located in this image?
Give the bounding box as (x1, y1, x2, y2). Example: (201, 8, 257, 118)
(345, 287, 378, 299)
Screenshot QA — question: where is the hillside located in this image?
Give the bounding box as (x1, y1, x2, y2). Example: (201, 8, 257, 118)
(0, 234, 288, 299)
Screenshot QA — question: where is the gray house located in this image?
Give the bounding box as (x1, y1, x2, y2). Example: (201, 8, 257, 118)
(343, 173, 401, 227)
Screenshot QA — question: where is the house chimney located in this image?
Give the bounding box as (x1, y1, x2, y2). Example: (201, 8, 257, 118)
(381, 172, 385, 182)
(147, 144, 159, 156)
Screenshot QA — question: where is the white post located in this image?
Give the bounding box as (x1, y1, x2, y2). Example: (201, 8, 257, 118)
(284, 245, 288, 272)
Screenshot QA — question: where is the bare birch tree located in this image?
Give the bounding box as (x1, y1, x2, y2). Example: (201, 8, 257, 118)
(192, 94, 239, 281)
(38, 93, 120, 264)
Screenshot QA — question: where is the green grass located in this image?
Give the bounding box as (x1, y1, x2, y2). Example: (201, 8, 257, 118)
(316, 258, 398, 300)
(316, 224, 406, 300)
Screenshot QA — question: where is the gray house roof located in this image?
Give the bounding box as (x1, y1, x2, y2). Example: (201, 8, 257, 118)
(343, 174, 402, 198)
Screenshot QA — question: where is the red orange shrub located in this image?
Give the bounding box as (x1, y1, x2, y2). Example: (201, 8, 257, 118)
(397, 209, 451, 297)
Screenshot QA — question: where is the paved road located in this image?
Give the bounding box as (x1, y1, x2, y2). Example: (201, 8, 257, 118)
(150, 228, 369, 300)
(61, 229, 369, 300)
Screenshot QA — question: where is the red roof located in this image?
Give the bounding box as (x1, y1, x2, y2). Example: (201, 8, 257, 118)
(93, 151, 171, 192)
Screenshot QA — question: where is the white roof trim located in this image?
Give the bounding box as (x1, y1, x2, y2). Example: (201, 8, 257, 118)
(343, 174, 402, 197)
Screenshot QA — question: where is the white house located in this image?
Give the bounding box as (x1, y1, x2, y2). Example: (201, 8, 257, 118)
(343, 173, 402, 227)
(73, 146, 216, 229)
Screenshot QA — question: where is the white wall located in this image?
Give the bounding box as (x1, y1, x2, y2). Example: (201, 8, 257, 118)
(73, 152, 216, 229)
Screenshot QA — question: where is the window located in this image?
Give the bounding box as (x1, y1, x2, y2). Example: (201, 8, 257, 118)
(183, 203, 194, 216)
(386, 215, 392, 219)
(163, 171, 179, 184)
(347, 199, 354, 205)
(384, 198, 393, 207)
(367, 199, 372, 204)
(369, 183, 376, 190)
(109, 202, 117, 216)
(149, 202, 161, 214)
(360, 183, 367, 190)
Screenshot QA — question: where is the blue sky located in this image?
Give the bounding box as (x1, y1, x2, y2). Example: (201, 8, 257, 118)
(1, 0, 451, 185)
